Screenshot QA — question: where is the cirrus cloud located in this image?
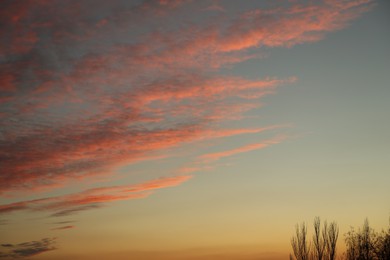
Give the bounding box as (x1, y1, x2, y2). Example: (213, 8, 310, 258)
(0, 0, 373, 198)
(0, 175, 192, 217)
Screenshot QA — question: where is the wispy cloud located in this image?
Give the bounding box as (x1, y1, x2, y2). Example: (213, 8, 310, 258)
(50, 220, 75, 225)
(51, 225, 75, 231)
(0, 0, 373, 197)
(49, 205, 103, 218)
(199, 135, 288, 162)
(0, 175, 192, 217)
(0, 238, 56, 259)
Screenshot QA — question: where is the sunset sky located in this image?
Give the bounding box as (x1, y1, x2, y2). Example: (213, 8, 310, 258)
(0, 0, 389, 259)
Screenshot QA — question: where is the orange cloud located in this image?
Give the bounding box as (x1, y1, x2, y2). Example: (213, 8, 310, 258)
(0, 0, 372, 196)
(0, 74, 290, 195)
(218, 0, 373, 51)
(200, 135, 288, 162)
(0, 175, 192, 217)
(51, 225, 75, 231)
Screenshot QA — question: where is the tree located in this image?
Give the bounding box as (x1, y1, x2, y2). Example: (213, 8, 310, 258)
(373, 226, 390, 260)
(326, 221, 339, 260)
(345, 219, 376, 260)
(290, 217, 339, 260)
(291, 222, 310, 260)
(290, 217, 389, 260)
(313, 217, 326, 260)
(344, 218, 390, 260)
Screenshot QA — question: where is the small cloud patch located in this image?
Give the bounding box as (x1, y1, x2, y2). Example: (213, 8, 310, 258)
(0, 238, 56, 258)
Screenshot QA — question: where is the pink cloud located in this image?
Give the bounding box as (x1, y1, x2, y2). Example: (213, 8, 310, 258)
(0, 74, 290, 195)
(198, 125, 289, 140)
(218, 0, 373, 51)
(0, 175, 192, 216)
(200, 135, 288, 162)
(0, 0, 372, 197)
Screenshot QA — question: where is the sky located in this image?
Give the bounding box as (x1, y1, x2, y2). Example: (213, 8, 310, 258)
(0, 0, 389, 259)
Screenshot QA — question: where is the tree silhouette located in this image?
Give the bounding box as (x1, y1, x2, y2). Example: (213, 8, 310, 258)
(344, 218, 390, 260)
(290, 217, 390, 260)
(290, 217, 339, 260)
(313, 217, 326, 260)
(291, 222, 310, 260)
(326, 221, 339, 260)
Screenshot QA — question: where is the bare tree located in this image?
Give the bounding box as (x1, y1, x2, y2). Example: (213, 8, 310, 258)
(313, 217, 326, 260)
(291, 222, 310, 260)
(373, 227, 390, 260)
(345, 219, 374, 260)
(362, 219, 373, 260)
(345, 226, 358, 260)
(345, 218, 390, 260)
(290, 217, 339, 260)
(290, 217, 389, 260)
(380, 222, 390, 260)
(326, 221, 339, 260)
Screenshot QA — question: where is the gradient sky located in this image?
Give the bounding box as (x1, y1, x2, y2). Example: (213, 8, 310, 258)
(0, 0, 389, 259)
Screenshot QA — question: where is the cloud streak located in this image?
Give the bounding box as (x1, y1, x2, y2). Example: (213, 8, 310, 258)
(200, 135, 288, 162)
(0, 175, 192, 217)
(0, 0, 373, 197)
(51, 225, 75, 231)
